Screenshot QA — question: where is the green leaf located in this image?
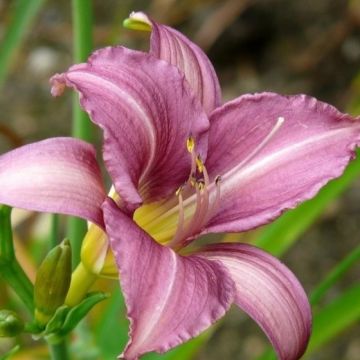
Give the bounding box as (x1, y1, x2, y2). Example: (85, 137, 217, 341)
(0, 206, 34, 312)
(31, 305, 69, 340)
(255, 150, 360, 257)
(0, 345, 20, 360)
(44, 306, 69, 335)
(143, 329, 213, 360)
(0, 0, 45, 87)
(306, 283, 360, 356)
(310, 243, 360, 305)
(59, 291, 109, 336)
(95, 286, 129, 360)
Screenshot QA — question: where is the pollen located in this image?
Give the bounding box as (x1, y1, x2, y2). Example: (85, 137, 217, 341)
(186, 136, 195, 153)
(196, 156, 204, 173)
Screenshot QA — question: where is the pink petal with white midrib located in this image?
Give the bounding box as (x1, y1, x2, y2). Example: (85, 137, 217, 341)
(198, 243, 312, 360)
(203, 92, 360, 234)
(51, 47, 209, 211)
(0, 138, 105, 226)
(129, 12, 222, 115)
(102, 199, 234, 360)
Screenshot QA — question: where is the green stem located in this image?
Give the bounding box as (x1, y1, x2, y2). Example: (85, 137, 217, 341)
(67, 217, 88, 269)
(50, 214, 59, 249)
(48, 339, 70, 360)
(0, 205, 34, 312)
(71, 0, 94, 141)
(68, 0, 94, 269)
(0, 205, 14, 259)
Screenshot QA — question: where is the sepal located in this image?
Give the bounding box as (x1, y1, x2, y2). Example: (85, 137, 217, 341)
(30, 292, 108, 343)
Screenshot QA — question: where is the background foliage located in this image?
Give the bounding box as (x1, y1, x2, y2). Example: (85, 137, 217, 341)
(1, 0, 360, 359)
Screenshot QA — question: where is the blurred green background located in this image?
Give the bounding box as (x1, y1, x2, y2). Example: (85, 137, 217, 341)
(1, 0, 360, 359)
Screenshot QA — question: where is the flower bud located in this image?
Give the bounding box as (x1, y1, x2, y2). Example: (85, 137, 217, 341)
(0, 310, 24, 337)
(34, 239, 72, 326)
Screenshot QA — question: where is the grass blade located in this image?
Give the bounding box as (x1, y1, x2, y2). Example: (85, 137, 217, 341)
(0, 0, 45, 87)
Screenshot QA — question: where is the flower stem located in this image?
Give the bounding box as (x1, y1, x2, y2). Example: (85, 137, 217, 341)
(68, 0, 94, 269)
(50, 214, 59, 249)
(0, 205, 34, 312)
(48, 339, 70, 360)
(71, 0, 94, 141)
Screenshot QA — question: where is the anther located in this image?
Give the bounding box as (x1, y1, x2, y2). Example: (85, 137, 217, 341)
(196, 156, 204, 173)
(197, 180, 205, 190)
(186, 136, 195, 153)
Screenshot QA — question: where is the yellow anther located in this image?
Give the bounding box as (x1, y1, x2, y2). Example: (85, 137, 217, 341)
(196, 156, 204, 173)
(197, 180, 205, 190)
(186, 136, 195, 153)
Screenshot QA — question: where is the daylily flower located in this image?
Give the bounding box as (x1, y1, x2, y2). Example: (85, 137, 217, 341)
(0, 11, 360, 360)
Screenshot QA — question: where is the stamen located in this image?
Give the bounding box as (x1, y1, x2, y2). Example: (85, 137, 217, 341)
(187, 137, 197, 185)
(175, 184, 183, 196)
(197, 179, 205, 190)
(186, 136, 195, 153)
(203, 175, 221, 225)
(196, 155, 204, 173)
(167, 183, 202, 248)
(202, 162, 210, 187)
(170, 186, 185, 245)
(215, 175, 222, 185)
(138, 118, 284, 249)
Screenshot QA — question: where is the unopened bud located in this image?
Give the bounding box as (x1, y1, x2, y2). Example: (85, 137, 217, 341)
(0, 310, 24, 337)
(34, 239, 72, 326)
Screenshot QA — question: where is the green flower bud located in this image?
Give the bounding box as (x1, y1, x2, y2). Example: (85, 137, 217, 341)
(34, 239, 72, 326)
(0, 310, 24, 337)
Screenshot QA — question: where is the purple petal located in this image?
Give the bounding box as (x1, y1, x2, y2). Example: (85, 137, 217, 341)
(198, 243, 311, 360)
(0, 138, 105, 226)
(127, 12, 222, 115)
(204, 92, 360, 233)
(51, 47, 209, 211)
(102, 198, 234, 360)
